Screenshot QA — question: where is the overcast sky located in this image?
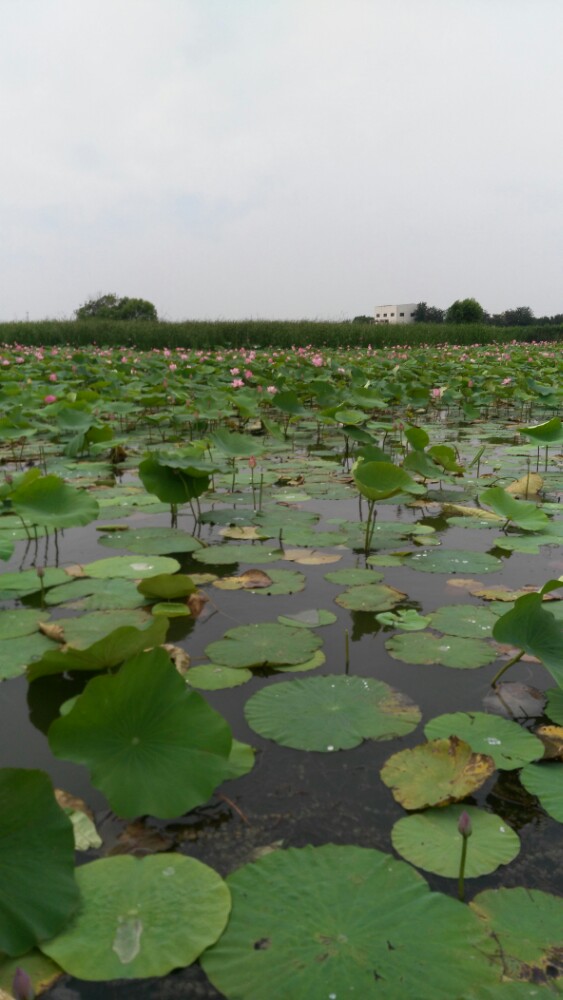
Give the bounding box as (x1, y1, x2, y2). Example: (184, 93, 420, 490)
(1, 0, 562, 321)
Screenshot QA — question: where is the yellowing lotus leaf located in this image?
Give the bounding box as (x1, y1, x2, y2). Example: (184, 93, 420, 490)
(380, 736, 495, 809)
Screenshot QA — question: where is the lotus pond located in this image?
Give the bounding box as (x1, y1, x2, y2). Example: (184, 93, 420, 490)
(0, 340, 562, 999)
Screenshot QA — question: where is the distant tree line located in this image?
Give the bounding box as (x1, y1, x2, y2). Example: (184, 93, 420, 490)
(354, 299, 563, 326)
(75, 294, 158, 321)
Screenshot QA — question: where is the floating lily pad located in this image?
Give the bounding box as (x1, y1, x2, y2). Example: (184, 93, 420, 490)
(277, 609, 337, 628)
(82, 555, 181, 579)
(44, 578, 148, 611)
(201, 844, 504, 1000)
(41, 854, 230, 980)
(0, 633, 59, 680)
(408, 549, 502, 574)
(205, 623, 322, 670)
(470, 885, 563, 989)
(386, 632, 496, 669)
(236, 568, 306, 595)
(151, 602, 191, 617)
(281, 548, 342, 566)
(193, 544, 283, 565)
(274, 649, 326, 673)
(376, 609, 431, 631)
(98, 527, 204, 554)
(0, 567, 68, 597)
(244, 676, 421, 751)
(392, 805, 520, 877)
(54, 610, 149, 648)
(0, 769, 79, 955)
(136, 573, 196, 600)
(48, 648, 233, 819)
(324, 568, 384, 585)
(221, 739, 256, 780)
(429, 604, 498, 638)
(519, 763, 563, 822)
(335, 583, 406, 612)
(0, 609, 48, 640)
(424, 712, 544, 770)
(187, 665, 253, 690)
(381, 737, 495, 809)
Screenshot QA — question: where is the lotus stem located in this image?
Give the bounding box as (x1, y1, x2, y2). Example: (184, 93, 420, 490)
(457, 810, 472, 902)
(345, 628, 350, 674)
(490, 649, 524, 688)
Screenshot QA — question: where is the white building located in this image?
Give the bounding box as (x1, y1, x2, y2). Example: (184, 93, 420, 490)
(374, 303, 417, 324)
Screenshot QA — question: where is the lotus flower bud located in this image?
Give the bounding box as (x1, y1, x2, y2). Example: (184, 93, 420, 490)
(36, 566, 45, 579)
(12, 966, 35, 1000)
(458, 810, 472, 839)
(248, 455, 257, 469)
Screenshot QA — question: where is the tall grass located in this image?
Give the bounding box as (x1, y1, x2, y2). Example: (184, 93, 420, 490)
(0, 319, 562, 350)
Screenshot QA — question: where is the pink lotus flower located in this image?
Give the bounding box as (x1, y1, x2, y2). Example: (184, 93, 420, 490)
(48, 373, 57, 382)
(231, 378, 244, 388)
(266, 385, 277, 394)
(43, 394, 57, 404)
(311, 354, 323, 367)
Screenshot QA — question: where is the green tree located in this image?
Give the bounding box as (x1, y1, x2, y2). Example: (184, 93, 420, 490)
(75, 294, 158, 321)
(445, 298, 484, 324)
(501, 306, 535, 326)
(412, 302, 444, 323)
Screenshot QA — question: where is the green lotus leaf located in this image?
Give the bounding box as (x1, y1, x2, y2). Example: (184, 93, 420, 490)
(277, 609, 337, 628)
(205, 622, 322, 669)
(353, 461, 426, 502)
(211, 427, 263, 456)
(98, 527, 204, 554)
(44, 577, 148, 610)
(11, 475, 99, 529)
(546, 687, 563, 725)
(273, 649, 326, 673)
(376, 609, 431, 631)
(0, 633, 60, 680)
(138, 455, 210, 504)
(470, 886, 563, 988)
(54, 609, 149, 648)
(201, 844, 504, 1000)
(0, 769, 79, 955)
(519, 763, 563, 823)
(335, 583, 406, 612)
(428, 603, 498, 638)
(137, 572, 196, 599)
(324, 568, 384, 585)
(392, 805, 520, 877)
(493, 593, 563, 686)
(48, 648, 233, 819)
(193, 544, 283, 565)
(244, 675, 421, 751)
(81, 555, 181, 579)
(41, 854, 230, 980)
(222, 739, 256, 780)
(237, 568, 305, 595)
(386, 632, 496, 669)
(407, 549, 502, 573)
(424, 712, 544, 770)
(0, 567, 68, 596)
(520, 416, 563, 444)
(27, 616, 168, 681)
(380, 737, 495, 810)
(480, 486, 550, 532)
(187, 664, 253, 690)
(0, 609, 48, 640)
